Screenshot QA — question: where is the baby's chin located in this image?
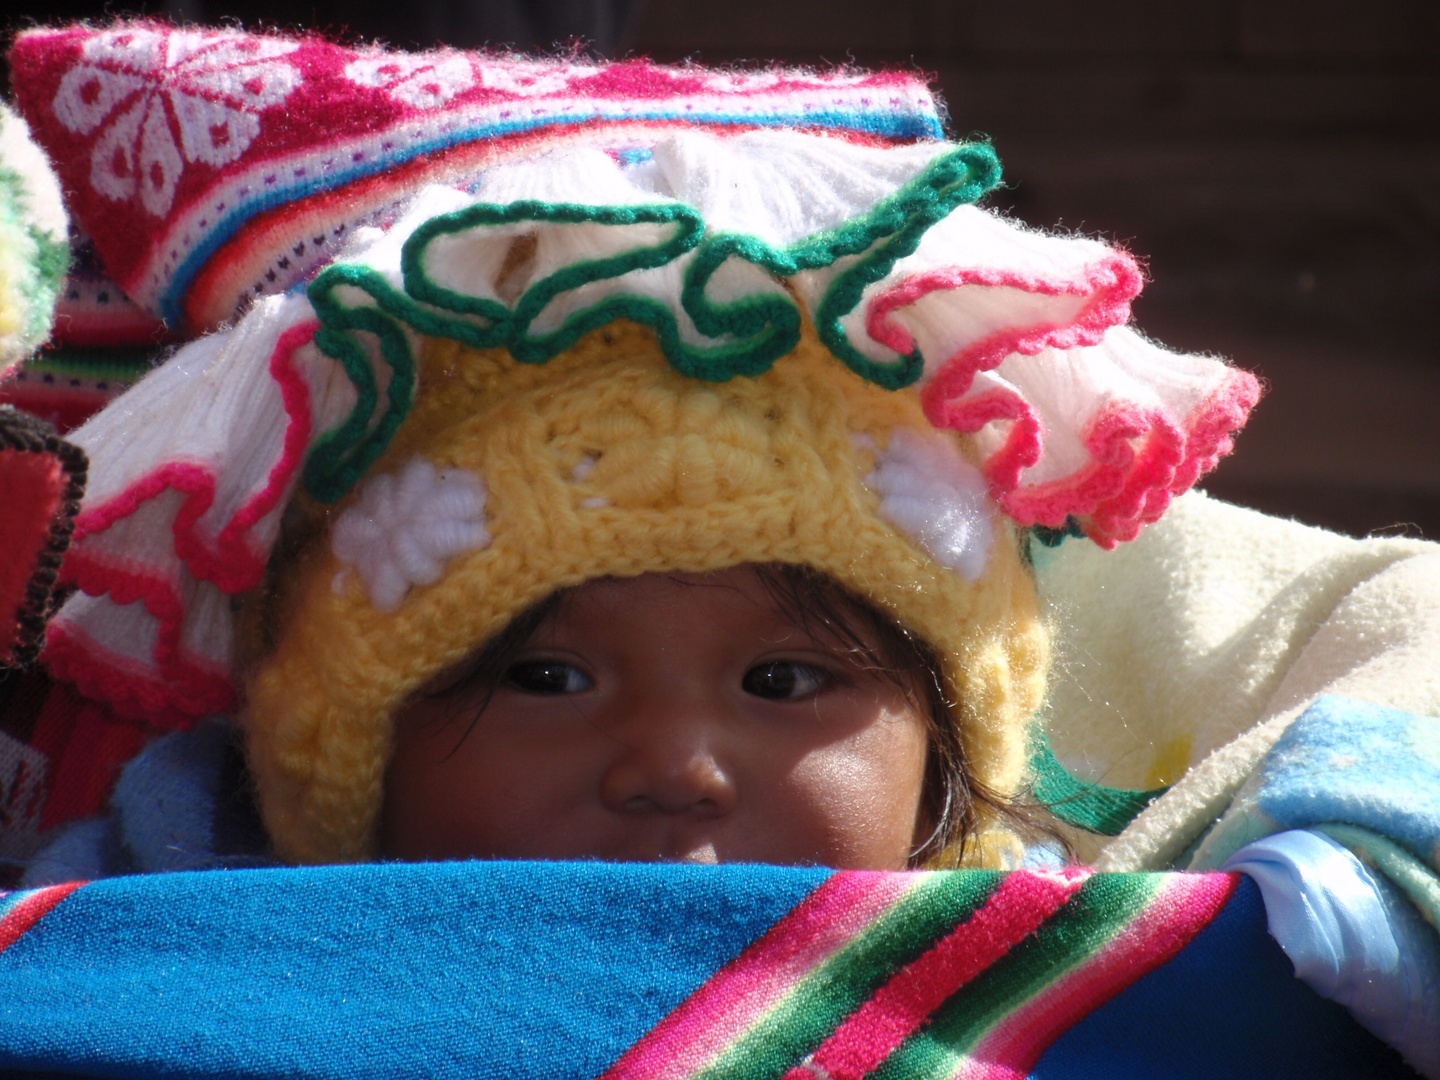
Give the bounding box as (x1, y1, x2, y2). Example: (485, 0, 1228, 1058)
(453, 832, 905, 870)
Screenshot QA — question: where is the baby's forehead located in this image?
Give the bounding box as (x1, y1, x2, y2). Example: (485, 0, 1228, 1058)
(531, 568, 872, 645)
(539, 568, 802, 622)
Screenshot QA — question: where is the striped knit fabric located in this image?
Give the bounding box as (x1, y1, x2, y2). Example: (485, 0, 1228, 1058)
(0, 863, 1410, 1078)
(9, 24, 944, 334)
(0, 347, 160, 435)
(602, 869, 1233, 1080)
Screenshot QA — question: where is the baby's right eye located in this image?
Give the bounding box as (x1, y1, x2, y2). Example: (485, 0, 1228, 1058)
(505, 660, 594, 695)
(741, 661, 831, 701)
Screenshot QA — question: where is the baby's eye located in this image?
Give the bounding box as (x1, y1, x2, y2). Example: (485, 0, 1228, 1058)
(742, 661, 831, 701)
(505, 660, 594, 695)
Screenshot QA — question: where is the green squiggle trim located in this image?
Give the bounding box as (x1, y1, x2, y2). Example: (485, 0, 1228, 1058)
(811, 143, 1001, 389)
(303, 270, 418, 504)
(303, 142, 1001, 502)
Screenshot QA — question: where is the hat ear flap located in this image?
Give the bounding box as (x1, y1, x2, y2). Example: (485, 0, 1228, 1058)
(42, 294, 363, 727)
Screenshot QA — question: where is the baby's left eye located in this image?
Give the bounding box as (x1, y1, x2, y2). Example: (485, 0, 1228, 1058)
(505, 660, 594, 695)
(742, 661, 831, 701)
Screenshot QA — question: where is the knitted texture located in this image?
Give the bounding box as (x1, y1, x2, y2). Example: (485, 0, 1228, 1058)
(0, 104, 68, 379)
(0, 345, 160, 435)
(293, 129, 1253, 542)
(21, 42, 1258, 872)
(245, 319, 1049, 865)
(0, 863, 1410, 1078)
(39, 125, 1258, 737)
(0, 408, 86, 669)
(48, 234, 174, 349)
(8, 23, 945, 332)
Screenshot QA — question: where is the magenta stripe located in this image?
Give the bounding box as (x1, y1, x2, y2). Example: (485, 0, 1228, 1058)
(953, 872, 1239, 1080)
(793, 869, 1090, 1080)
(601, 871, 922, 1080)
(0, 882, 86, 956)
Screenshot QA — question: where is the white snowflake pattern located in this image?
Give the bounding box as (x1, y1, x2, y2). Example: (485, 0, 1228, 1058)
(345, 53, 476, 110)
(863, 428, 994, 583)
(331, 457, 491, 612)
(53, 27, 300, 216)
(475, 59, 591, 97)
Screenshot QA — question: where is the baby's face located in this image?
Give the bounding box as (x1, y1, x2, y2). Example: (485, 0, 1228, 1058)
(380, 567, 932, 869)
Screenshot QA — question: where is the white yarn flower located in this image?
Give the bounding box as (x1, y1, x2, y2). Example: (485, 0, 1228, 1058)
(53, 27, 300, 216)
(864, 428, 994, 582)
(476, 59, 590, 97)
(345, 54, 475, 110)
(331, 457, 490, 612)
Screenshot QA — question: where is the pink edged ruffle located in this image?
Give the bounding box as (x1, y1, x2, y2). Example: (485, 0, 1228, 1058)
(852, 213, 1258, 547)
(911, 325, 1261, 548)
(43, 297, 355, 726)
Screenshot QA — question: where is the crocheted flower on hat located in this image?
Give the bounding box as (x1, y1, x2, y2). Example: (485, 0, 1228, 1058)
(864, 428, 993, 583)
(331, 457, 490, 612)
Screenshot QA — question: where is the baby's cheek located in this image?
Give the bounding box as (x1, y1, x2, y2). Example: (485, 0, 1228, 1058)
(775, 711, 930, 870)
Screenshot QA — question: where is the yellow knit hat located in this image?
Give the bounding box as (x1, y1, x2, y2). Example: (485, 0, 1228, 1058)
(245, 317, 1047, 866)
(47, 126, 1256, 871)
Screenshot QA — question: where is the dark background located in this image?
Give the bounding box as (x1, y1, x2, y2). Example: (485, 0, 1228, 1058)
(6, 0, 1439, 539)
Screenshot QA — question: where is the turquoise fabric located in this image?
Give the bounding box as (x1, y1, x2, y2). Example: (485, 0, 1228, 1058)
(0, 863, 1414, 1079)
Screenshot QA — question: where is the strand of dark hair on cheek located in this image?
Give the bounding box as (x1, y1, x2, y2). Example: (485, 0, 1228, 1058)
(749, 563, 1070, 869)
(746, 563, 972, 866)
(417, 592, 568, 762)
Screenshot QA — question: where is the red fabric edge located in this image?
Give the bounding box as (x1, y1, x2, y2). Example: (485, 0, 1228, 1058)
(0, 881, 87, 955)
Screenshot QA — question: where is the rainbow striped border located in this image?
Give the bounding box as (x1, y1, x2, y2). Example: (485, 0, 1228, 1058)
(606, 869, 1237, 1080)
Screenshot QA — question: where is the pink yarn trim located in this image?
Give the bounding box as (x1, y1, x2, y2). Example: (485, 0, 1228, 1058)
(883, 251, 1257, 545)
(954, 873, 1239, 1080)
(997, 368, 1262, 548)
(71, 321, 320, 593)
(872, 251, 1143, 403)
(789, 869, 1089, 1080)
(43, 607, 232, 730)
(866, 250, 1260, 547)
(46, 321, 319, 725)
(601, 871, 919, 1080)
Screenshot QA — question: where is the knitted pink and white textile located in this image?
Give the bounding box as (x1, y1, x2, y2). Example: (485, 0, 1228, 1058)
(14, 26, 1260, 726)
(10, 23, 944, 333)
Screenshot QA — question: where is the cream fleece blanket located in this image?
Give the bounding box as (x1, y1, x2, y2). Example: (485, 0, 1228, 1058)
(1033, 490, 1440, 870)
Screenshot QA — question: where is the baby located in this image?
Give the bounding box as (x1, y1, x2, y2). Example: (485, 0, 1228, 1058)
(28, 125, 1250, 883)
(239, 312, 1048, 872)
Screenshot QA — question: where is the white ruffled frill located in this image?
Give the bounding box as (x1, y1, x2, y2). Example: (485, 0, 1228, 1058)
(45, 127, 1257, 727)
(44, 293, 357, 725)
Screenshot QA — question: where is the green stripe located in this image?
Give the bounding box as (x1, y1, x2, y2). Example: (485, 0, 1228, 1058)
(1029, 727, 1168, 836)
(695, 871, 1002, 1080)
(20, 348, 161, 382)
(872, 873, 1161, 1080)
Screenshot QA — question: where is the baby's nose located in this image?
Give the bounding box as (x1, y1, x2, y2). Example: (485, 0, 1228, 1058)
(597, 715, 738, 819)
